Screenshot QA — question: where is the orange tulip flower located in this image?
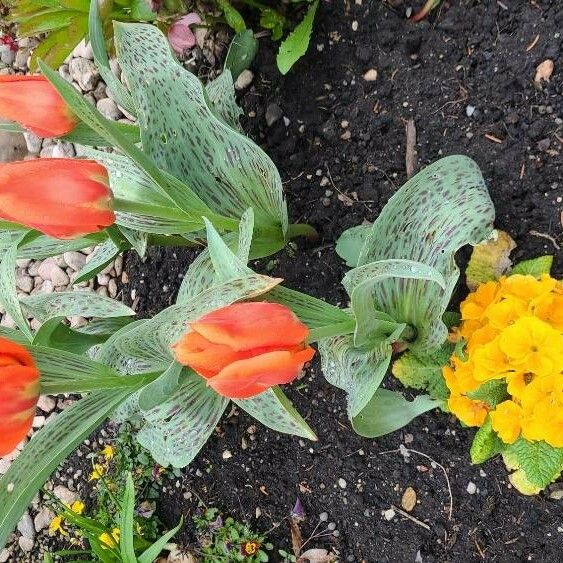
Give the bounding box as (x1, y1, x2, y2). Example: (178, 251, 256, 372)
(0, 158, 115, 239)
(0, 337, 40, 455)
(173, 302, 315, 399)
(0, 75, 78, 137)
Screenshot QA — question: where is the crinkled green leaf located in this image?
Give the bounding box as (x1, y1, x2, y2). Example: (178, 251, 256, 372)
(511, 255, 553, 277)
(136, 371, 228, 467)
(113, 22, 288, 235)
(470, 417, 505, 464)
(503, 438, 563, 489)
(392, 343, 453, 401)
(352, 389, 440, 438)
(467, 380, 508, 409)
(276, 0, 318, 74)
(235, 386, 316, 441)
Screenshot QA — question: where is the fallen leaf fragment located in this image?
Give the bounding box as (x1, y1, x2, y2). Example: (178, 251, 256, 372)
(298, 549, 337, 563)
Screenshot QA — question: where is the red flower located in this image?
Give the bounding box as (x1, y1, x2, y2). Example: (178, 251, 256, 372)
(0, 75, 77, 137)
(173, 302, 315, 399)
(0, 159, 115, 239)
(0, 337, 40, 455)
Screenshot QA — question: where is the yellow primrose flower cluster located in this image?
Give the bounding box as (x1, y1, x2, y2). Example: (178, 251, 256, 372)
(444, 273, 563, 447)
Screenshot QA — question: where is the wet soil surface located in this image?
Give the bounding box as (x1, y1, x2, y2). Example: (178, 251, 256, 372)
(121, 1, 563, 561)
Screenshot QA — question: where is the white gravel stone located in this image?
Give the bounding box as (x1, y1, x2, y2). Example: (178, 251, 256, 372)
(14, 48, 31, 70)
(23, 132, 42, 154)
(108, 278, 118, 298)
(97, 97, 123, 121)
(69, 57, 99, 91)
(383, 508, 396, 521)
(0, 131, 27, 163)
(38, 262, 70, 287)
(63, 251, 87, 272)
(69, 316, 88, 328)
(338, 478, 347, 489)
(0, 548, 9, 562)
(97, 273, 110, 286)
(467, 482, 477, 494)
(34, 507, 55, 532)
(72, 39, 94, 60)
(32, 416, 46, 429)
(33, 280, 54, 295)
(0, 458, 11, 475)
(0, 45, 15, 65)
(52, 141, 76, 158)
(37, 395, 56, 413)
(16, 274, 33, 294)
(39, 145, 57, 158)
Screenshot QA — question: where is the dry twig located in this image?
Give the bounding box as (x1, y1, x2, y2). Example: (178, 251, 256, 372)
(405, 119, 417, 178)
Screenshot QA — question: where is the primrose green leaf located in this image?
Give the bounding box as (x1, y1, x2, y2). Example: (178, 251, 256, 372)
(0, 389, 135, 550)
(391, 343, 453, 401)
(352, 389, 441, 438)
(511, 255, 553, 277)
(356, 155, 495, 352)
(113, 22, 288, 235)
(470, 417, 505, 464)
(235, 386, 317, 441)
(136, 371, 228, 467)
(503, 438, 563, 489)
(319, 334, 393, 419)
(224, 29, 258, 81)
(467, 380, 508, 409)
(21, 291, 134, 322)
(277, 0, 318, 74)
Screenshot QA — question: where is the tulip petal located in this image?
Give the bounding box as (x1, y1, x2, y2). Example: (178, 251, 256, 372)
(191, 302, 309, 352)
(208, 347, 315, 399)
(0, 75, 77, 137)
(168, 13, 202, 54)
(0, 159, 114, 239)
(0, 337, 40, 456)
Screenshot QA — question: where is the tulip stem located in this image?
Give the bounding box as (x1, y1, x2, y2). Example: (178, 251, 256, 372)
(307, 319, 356, 343)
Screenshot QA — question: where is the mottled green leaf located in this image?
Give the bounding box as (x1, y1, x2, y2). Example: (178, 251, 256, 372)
(470, 418, 505, 464)
(224, 29, 258, 81)
(511, 255, 553, 277)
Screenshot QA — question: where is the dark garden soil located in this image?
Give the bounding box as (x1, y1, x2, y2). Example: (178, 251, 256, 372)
(121, 1, 563, 561)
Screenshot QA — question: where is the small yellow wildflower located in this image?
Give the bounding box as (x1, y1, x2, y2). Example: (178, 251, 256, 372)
(89, 464, 105, 481)
(70, 500, 85, 515)
(101, 444, 115, 461)
(48, 515, 69, 537)
(99, 528, 121, 549)
(490, 401, 523, 444)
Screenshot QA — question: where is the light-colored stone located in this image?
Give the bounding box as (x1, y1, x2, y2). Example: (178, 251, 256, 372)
(37, 395, 56, 413)
(235, 69, 254, 90)
(37, 262, 70, 287)
(97, 273, 110, 286)
(32, 415, 46, 428)
(96, 97, 123, 121)
(23, 132, 42, 154)
(0, 45, 16, 65)
(16, 274, 33, 294)
(92, 81, 107, 101)
(17, 512, 35, 540)
(0, 131, 27, 163)
(72, 39, 94, 60)
(15, 258, 31, 269)
(18, 537, 34, 552)
(69, 57, 99, 91)
(33, 280, 54, 295)
(58, 64, 72, 82)
(108, 278, 118, 298)
(39, 145, 57, 158)
(53, 485, 77, 505)
(34, 507, 55, 532)
(363, 68, 378, 81)
(14, 48, 31, 70)
(63, 251, 87, 272)
(52, 141, 75, 158)
(69, 316, 88, 328)
(0, 548, 9, 562)
(0, 458, 11, 475)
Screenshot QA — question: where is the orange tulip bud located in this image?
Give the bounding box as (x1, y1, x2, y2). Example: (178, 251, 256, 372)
(173, 302, 315, 399)
(0, 75, 78, 138)
(0, 337, 40, 455)
(0, 159, 115, 239)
